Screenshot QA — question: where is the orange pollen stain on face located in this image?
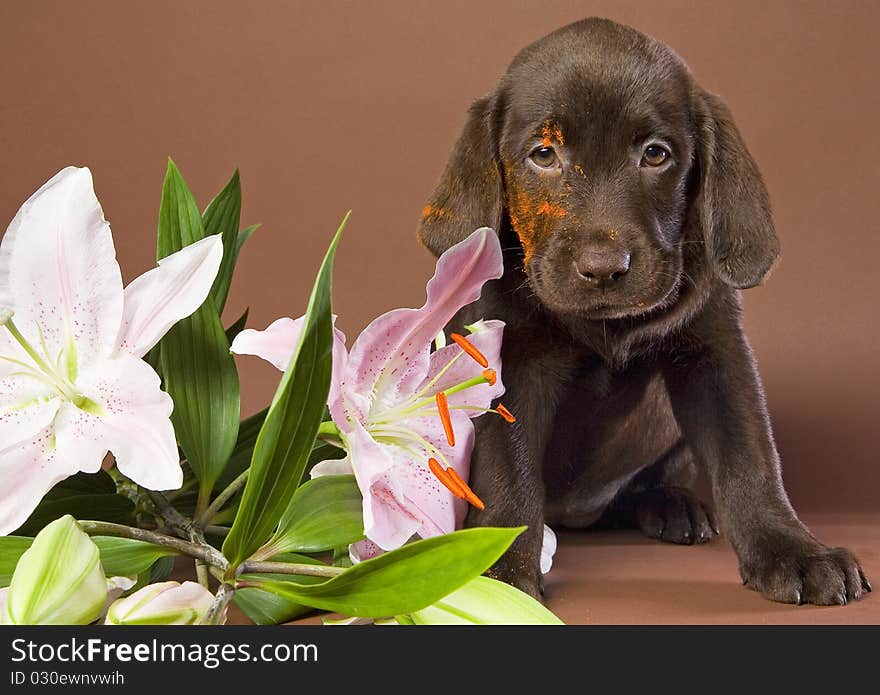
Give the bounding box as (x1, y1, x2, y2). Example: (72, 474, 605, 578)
(540, 120, 564, 147)
(421, 205, 450, 220)
(609, 228, 618, 240)
(574, 164, 587, 178)
(535, 201, 567, 219)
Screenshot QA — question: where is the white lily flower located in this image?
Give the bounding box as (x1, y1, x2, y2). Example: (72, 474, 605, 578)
(105, 581, 218, 625)
(0, 167, 223, 535)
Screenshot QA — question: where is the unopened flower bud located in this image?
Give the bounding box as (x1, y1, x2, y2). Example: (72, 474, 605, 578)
(2, 515, 107, 625)
(105, 581, 218, 625)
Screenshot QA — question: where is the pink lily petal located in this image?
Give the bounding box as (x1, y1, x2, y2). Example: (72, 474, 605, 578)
(362, 408, 474, 549)
(231, 315, 348, 423)
(0, 373, 61, 451)
(309, 455, 353, 478)
(419, 319, 505, 410)
(0, 167, 124, 370)
(61, 355, 182, 491)
(116, 234, 223, 358)
(0, 427, 81, 535)
(341, 228, 502, 418)
(348, 539, 383, 564)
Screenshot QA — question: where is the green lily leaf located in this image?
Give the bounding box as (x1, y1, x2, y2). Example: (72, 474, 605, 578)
(157, 159, 240, 501)
(201, 169, 242, 313)
(213, 407, 268, 493)
(93, 537, 180, 578)
(222, 214, 347, 569)
(225, 307, 249, 344)
(0, 535, 179, 587)
(267, 475, 364, 555)
(405, 575, 563, 624)
(248, 526, 523, 618)
(234, 553, 325, 625)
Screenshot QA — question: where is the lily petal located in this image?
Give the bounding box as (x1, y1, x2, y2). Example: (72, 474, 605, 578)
(62, 355, 182, 491)
(0, 167, 124, 370)
(419, 319, 505, 410)
(231, 315, 348, 423)
(0, 374, 61, 452)
(309, 455, 354, 478)
(341, 228, 502, 417)
(116, 235, 223, 358)
(0, 428, 81, 536)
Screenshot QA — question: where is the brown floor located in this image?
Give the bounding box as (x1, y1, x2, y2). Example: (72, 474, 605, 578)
(545, 512, 879, 625)
(224, 512, 878, 625)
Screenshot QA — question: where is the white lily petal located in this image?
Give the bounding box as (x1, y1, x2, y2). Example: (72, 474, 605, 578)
(0, 374, 61, 451)
(67, 355, 181, 491)
(116, 234, 223, 358)
(0, 427, 81, 536)
(309, 456, 354, 478)
(0, 167, 124, 370)
(541, 524, 557, 575)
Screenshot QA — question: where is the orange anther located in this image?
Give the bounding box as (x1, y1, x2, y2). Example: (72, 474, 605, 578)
(450, 333, 489, 368)
(446, 467, 486, 511)
(435, 391, 455, 446)
(428, 458, 466, 499)
(482, 368, 497, 386)
(496, 404, 516, 423)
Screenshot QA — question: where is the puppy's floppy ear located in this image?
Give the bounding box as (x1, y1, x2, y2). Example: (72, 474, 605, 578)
(417, 88, 505, 257)
(693, 89, 780, 288)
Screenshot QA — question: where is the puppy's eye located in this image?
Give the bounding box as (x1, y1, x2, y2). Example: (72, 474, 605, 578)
(641, 144, 670, 167)
(529, 147, 558, 169)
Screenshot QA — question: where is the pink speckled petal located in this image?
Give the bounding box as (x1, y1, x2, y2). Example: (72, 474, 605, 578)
(0, 427, 81, 535)
(116, 234, 223, 358)
(348, 539, 383, 564)
(0, 167, 124, 370)
(64, 355, 181, 491)
(231, 315, 349, 427)
(340, 228, 502, 418)
(419, 319, 505, 411)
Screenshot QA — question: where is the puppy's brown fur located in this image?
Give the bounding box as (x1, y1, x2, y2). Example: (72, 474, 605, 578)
(417, 18, 870, 605)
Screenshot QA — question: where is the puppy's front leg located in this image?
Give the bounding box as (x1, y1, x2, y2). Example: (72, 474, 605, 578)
(465, 338, 570, 599)
(663, 321, 870, 605)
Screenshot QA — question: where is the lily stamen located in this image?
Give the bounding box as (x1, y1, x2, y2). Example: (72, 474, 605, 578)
(428, 457, 465, 499)
(446, 466, 486, 510)
(450, 332, 489, 368)
(482, 368, 497, 386)
(496, 404, 516, 423)
(435, 391, 455, 446)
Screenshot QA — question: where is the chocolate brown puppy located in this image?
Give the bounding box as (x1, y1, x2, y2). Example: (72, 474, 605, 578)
(417, 17, 871, 605)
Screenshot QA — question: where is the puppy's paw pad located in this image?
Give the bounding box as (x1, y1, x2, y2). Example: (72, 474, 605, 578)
(742, 545, 869, 605)
(636, 487, 717, 545)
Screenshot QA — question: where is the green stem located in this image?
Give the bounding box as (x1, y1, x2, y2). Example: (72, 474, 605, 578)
(197, 469, 249, 527)
(238, 560, 345, 579)
(78, 520, 227, 570)
(202, 582, 234, 625)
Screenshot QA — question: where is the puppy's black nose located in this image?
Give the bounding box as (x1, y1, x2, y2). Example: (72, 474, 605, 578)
(575, 247, 631, 288)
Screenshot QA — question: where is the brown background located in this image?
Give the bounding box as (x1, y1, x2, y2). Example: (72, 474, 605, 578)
(1, 1, 877, 513)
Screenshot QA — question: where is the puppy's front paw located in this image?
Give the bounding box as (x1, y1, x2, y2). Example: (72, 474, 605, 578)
(741, 540, 872, 605)
(636, 486, 718, 545)
(485, 553, 544, 601)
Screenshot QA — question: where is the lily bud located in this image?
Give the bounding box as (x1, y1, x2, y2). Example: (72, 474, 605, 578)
(2, 515, 107, 625)
(105, 581, 218, 625)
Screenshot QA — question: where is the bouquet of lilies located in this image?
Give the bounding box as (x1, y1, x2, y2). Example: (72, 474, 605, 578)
(0, 163, 562, 625)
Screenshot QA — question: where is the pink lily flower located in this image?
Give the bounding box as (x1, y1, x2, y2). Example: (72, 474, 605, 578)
(231, 228, 512, 550)
(0, 167, 223, 535)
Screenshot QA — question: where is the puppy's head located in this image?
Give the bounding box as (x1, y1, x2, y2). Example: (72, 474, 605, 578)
(418, 18, 779, 320)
